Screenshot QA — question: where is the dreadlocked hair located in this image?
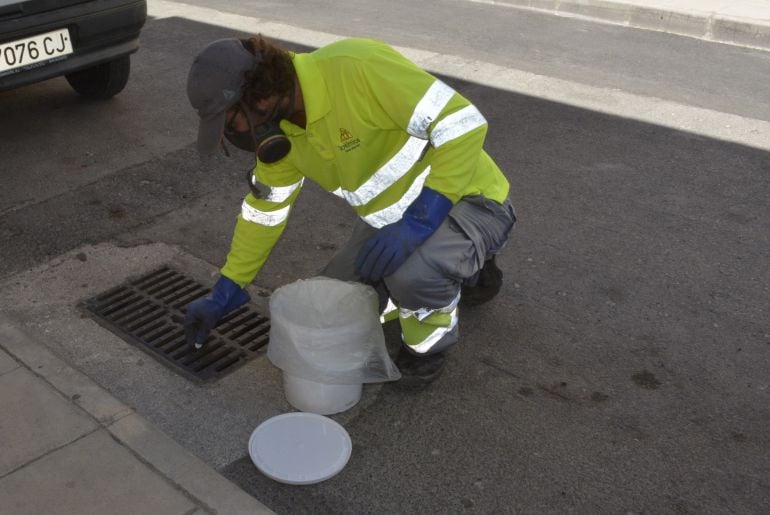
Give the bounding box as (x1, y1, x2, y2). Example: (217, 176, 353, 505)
(240, 35, 294, 105)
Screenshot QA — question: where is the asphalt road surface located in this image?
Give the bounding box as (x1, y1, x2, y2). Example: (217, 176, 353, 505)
(1, 1, 768, 513)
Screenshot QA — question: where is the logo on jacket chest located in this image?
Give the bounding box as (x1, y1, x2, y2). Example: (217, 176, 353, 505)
(337, 127, 361, 153)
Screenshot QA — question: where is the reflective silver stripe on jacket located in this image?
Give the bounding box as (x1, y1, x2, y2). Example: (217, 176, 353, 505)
(407, 80, 455, 138)
(254, 177, 305, 203)
(430, 105, 487, 148)
(333, 79, 474, 227)
(361, 167, 430, 228)
(332, 137, 427, 206)
(241, 202, 291, 226)
(332, 80, 452, 206)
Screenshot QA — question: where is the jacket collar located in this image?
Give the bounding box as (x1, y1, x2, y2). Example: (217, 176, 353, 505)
(280, 52, 331, 136)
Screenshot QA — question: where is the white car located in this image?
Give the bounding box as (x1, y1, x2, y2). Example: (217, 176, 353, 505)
(0, 0, 147, 98)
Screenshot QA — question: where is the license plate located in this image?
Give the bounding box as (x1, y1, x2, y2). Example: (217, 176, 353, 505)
(0, 28, 73, 74)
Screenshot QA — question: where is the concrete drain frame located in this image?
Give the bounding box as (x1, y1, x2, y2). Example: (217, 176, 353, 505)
(83, 266, 270, 383)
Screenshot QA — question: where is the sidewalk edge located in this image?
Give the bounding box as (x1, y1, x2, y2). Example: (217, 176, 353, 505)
(478, 0, 770, 51)
(0, 313, 273, 515)
(109, 413, 273, 515)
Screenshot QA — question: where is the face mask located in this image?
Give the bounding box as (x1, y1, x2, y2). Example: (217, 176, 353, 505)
(223, 89, 294, 164)
(223, 121, 290, 163)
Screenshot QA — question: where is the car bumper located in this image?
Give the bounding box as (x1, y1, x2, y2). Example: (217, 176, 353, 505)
(0, 0, 146, 91)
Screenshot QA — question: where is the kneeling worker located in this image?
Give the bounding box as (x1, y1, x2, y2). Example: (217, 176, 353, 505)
(184, 35, 516, 390)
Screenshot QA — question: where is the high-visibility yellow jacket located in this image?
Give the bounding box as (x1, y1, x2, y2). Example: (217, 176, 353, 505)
(221, 38, 510, 286)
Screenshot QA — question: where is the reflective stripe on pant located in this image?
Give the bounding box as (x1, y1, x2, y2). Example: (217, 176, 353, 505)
(397, 292, 460, 355)
(320, 195, 515, 354)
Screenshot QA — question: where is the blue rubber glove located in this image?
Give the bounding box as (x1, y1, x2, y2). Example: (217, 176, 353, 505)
(184, 276, 251, 349)
(356, 187, 453, 282)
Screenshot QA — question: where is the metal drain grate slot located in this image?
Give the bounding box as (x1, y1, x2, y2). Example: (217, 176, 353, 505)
(84, 266, 270, 382)
(216, 309, 271, 351)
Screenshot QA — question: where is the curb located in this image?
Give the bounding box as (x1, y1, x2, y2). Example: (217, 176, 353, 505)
(479, 0, 770, 50)
(0, 314, 273, 515)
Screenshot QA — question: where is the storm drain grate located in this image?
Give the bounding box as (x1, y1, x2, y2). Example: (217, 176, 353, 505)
(84, 266, 270, 382)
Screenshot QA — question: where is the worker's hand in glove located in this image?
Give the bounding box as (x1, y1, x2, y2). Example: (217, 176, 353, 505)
(184, 276, 251, 349)
(356, 187, 452, 282)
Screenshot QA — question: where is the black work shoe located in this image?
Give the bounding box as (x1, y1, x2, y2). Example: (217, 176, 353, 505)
(392, 350, 447, 391)
(461, 256, 503, 307)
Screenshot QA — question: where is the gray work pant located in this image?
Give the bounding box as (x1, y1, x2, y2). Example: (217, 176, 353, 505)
(320, 195, 516, 353)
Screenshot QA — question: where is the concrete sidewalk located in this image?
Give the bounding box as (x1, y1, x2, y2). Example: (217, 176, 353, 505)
(478, 0, 770, 50)
(0, 316, 272, 515)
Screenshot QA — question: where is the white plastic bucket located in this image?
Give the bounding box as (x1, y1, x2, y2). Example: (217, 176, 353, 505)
(268, 278, 397, 414)
(283, 373, 362, 415)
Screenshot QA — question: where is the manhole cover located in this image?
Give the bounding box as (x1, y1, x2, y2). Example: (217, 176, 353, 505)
(84, 266, 270, 382)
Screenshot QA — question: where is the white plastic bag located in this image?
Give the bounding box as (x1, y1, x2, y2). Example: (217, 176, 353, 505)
(267, 277, 400, 384)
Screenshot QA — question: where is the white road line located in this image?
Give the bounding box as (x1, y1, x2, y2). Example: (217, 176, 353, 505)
(151, 0, 770, 152)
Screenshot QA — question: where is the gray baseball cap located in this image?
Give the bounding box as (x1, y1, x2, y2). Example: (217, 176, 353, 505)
(187, 39, 260, 156)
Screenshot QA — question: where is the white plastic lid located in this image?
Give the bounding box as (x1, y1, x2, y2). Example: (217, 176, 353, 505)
(248, 412, 352, 485)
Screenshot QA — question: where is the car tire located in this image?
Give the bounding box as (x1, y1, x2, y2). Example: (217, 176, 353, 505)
(65, 55, 131, 100)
